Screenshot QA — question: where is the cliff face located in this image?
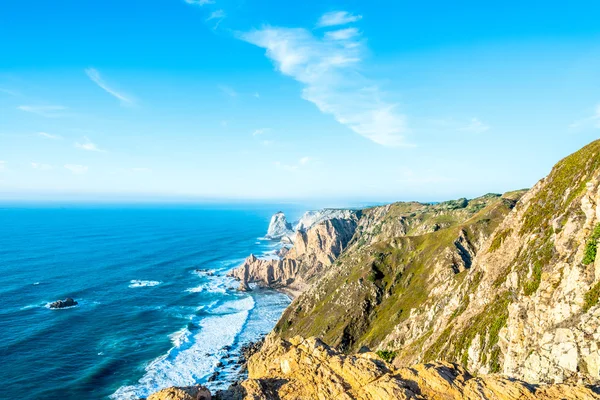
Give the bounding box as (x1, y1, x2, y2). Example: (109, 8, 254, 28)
(230, 216, 359, 296)
(265, 212, 294, 241)
(273, 140, 600, 385)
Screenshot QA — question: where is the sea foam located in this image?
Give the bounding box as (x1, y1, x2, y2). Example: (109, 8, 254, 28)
(128, 280, 162, 288)
(111, 295, 255, 400)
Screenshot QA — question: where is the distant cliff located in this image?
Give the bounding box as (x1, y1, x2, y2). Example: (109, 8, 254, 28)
(230, 211, 360, 296)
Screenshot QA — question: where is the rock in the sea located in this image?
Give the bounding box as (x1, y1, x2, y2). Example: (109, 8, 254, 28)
(48, 297, 78, 309)
(265, 211, 294, 240)
(147, 385, 211, 400)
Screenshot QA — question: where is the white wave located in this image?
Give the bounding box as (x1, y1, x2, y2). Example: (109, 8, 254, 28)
(111, 296, 256, 400)
(44, 303, 78, 310)
(129, 280, 161, 288)
(32, 282, 40, 286)
(185, 286, 203, 293)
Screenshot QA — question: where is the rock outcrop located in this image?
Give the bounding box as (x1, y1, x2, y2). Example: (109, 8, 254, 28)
(265, 212, 294, 241)
(147, 385, 211, 400)
(230, 216, 359, 296)
(294, 209, 358, 232)
(48, 297, 78, 309)
(171, 336, 600, 400)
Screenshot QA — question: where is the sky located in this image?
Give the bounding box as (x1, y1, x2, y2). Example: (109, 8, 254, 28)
(1, 0, 600, 204)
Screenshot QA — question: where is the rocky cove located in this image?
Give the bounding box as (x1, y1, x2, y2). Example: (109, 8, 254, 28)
(148, 139, 600, 399)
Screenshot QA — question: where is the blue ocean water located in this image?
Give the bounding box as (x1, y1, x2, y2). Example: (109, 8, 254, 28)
(0, 203, 298, 400)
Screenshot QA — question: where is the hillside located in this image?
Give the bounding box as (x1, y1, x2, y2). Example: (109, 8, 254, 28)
(275, 139, 600, 384)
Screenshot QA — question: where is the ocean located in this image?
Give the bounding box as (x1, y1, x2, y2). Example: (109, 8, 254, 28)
(0, 203, 300, 399)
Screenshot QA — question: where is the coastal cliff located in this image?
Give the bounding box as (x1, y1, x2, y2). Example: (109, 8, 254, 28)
(230, 214, 359, 296)
(275, 139, 600, 385)
(152, 139, 600, 398)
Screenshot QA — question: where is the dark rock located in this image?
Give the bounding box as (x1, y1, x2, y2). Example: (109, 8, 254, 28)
(48, 297, 78, 309)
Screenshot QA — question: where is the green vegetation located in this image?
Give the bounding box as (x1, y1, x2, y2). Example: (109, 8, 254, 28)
(489, 228, 512, 253)
(523, 262, 542, 296)
(520, 140, 600, 236)
(425, 291, 511, 372)
(583, 281, 600, 312)
(583, 224, 600, 265)
(376, 350, 397, 362)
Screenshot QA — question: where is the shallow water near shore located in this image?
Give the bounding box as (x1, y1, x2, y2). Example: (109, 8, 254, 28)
(0, 203, 298, 400)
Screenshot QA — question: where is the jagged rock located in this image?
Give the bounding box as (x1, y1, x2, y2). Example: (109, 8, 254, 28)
(212, 335, 599, 400)
(265, 212, 293, 240)
(48, 297, 78, 309)
(229, 217, 359, 297)
(294, 209, 358, 232)
(147, 385, 211, 400)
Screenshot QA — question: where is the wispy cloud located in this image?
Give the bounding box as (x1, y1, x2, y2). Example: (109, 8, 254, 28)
(184, 0, 214, 5)
(75, 137, 105, 152)
(0, 161, 6, 172)
(38, 132, 63, 140)
(219, 85, 237, 98)
(240, 18, 409, 147)
(460, 117, 490, 134)
(252, 128, 270, 136)
(0, 88, 19, 96)
(316, 11, 362, 28)
(64, 164, 88, 174)
(324, 28, 359, 41)
(18, 105, 68, 118)
(275, 156, 311, 172)
(132, 167, 152, 172)
(262, 140, 274, 146)
(570, 104, 600, 130)
(31, 162, 53, 170)
(207, 9, 225, 28)
(85, 68, 134, 106)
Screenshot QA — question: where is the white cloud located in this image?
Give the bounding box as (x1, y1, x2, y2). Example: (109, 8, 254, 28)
(0, 161, 5, 171)
(262, 140, 274, 146)
(460, 118, 490, 134)
(184, 0, 214, 5)
(240, 25, 409, 147)
(317, 11, 362, 28)
(31, 162, 53, 170)
(207, 9, 225, 28)
(570, 104, 600, 130)
(0, 88, 19, 96)
(253, 128, 269, 136)
(275, 157, 312, 172)
(85, 68, 134, 105)
(64, 164, 88, 174)
(132, 167, 152, 172)
(38, 132, 62, 140)
(324, 28, 359, 41)
(219, 85, 237, 97)
(18, 105, 67, 118)
(75, 137, 105, 152)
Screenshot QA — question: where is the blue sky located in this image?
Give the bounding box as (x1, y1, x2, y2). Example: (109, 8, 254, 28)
(1, 0, 600, 203)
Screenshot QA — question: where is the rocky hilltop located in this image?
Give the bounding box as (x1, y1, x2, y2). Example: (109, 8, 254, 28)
(152, 140, 600, 398)
(150, 336, 599, 400)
